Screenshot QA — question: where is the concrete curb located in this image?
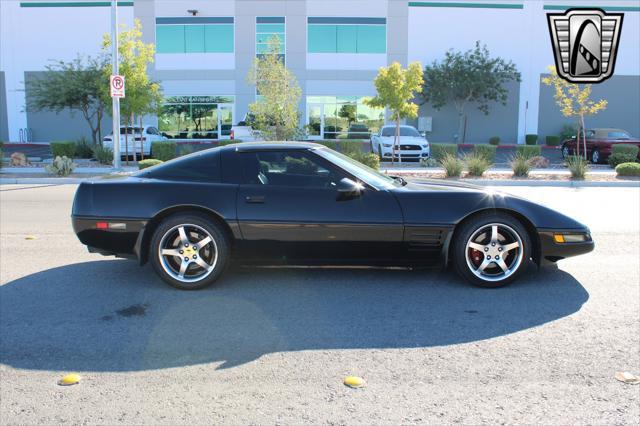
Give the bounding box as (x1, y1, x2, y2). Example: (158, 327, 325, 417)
(2, 176, 638, 187)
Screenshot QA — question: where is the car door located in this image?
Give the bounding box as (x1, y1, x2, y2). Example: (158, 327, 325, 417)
(235, 149, 404, 263)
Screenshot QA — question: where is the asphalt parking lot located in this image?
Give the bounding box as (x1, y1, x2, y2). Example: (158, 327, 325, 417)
(1, 184, 638, 425)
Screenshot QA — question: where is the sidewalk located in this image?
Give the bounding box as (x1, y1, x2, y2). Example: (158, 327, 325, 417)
(1, 165, 638, 187)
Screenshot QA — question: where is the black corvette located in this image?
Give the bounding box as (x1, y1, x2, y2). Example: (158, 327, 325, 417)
(72, 142, 594, 290)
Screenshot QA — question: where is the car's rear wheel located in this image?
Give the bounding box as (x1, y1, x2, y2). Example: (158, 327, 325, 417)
(150, 213, 229, 290)
(591, 149, 600, 164)
(452, 212, 531, 288)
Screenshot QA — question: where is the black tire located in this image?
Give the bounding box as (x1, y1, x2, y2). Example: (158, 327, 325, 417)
(591, 149, 600, 164)
(561, 144, 571, 159)
(378, 145, 384, 162)
(452, 212, 531, 288)
(149, 213, 230, 290)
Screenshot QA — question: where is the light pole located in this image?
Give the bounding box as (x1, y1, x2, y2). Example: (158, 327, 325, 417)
(110, 0, 121, 168)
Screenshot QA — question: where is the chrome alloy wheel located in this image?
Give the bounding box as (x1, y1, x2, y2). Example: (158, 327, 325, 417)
(465, 223, 524, 282)
(158, 223, 218, 283)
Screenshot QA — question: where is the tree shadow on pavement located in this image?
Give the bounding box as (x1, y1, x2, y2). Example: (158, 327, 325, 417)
(0, 260, 588, 372)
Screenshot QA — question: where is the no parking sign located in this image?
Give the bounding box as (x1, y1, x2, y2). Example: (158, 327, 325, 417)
(110, 75, 125, 98)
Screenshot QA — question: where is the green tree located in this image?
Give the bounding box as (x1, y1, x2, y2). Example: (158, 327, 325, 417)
(365, 61, 424, 163)
(246, 37, 302, 141)
(27, 55, 108, 144)
(102, 19, 163, 161)
(338, 104, 357, 128)
(420, 41, 520, 143)
(542, 66, 607, 159)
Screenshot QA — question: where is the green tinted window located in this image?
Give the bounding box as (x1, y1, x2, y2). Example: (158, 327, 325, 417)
(185, 25, 205, 52)
(308, 24, 385, 53)
(308, 25, 337, 53)
(357, 25, 386, 53)
(156, 25, 184, 53)
(204, 24, 234, 53)
(336, 25, 357, 53)
(256, 23, 284, 33)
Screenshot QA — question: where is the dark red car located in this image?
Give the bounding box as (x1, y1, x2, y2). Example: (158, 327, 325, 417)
(561, 128, 640, 164)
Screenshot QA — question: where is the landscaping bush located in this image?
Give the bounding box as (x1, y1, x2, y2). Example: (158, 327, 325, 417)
(45, 156, 76, 176)
(317, 141, 339, 151)
(420, 157, 439, 167)
(528, 155, 550, 168)
(566, 155, 588, 179)
(431, 143, 458, 161)
(349, 152, 380, 170)
(463, 152, 491, 177)
(615, 162, 640, 177)
(340, 141, 364, 156)
(608, 144, 639, 167)
(177, 144, 196, 157)
(545, 135, 561, 146)
(473, 144, 497, 162)
(440, 153, 463, 178)
(74, 137, 94, 159)
(138, 159, 163, 170)
(525, 134, 538, 145)
(489, 136, 500, 146)
(50, 141, 76, 158)
(92, 144, 113, 165)
(560, 123, 577, 141)
(510, 152, 532, 177)
(516, 145, 542, 158)
(152, 141, 177, 161)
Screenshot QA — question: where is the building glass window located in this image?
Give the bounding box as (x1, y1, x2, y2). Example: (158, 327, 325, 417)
(306, 96, 384, 140)
(156, 19, 234, 54)
(307, 18, 386, 54)
(256, 17, 285, 64)
(159, 96, 234, 140)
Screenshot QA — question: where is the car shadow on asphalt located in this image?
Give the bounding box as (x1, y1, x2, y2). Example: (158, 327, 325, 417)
(0, 260, 588, 372)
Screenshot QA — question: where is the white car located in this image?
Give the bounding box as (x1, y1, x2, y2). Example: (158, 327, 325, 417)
(103, 125, 168, 157)
(230, 124, 262, 142)
(371, 125, 430, 161)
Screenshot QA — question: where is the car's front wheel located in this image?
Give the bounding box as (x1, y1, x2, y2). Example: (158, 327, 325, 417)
(591, 149, 600, 164)
(150, 213, 229, 290)
(561, 144, 571, 159)
(452, 212, 531, 288)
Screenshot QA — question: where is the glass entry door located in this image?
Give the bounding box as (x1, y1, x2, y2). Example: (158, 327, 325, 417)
(307, 104, 324, 140)
(218, 104, 233, 140)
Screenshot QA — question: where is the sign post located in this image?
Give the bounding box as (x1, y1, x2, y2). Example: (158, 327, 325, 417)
(110, 0, 121, 169)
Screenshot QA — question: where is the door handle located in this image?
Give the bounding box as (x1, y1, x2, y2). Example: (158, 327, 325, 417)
(245, 195, 265, 204)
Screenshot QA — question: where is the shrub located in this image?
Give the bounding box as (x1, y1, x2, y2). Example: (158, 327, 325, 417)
(560, 123, 577, 141)
(525, 134, 538, 145)
(489, 136, 500, 146)
(348, 152, 380, 169)
(74, 137, 94, 159)
(615, 162, 640, 176)
(608, 144, 639, 167)
(152, 141, 177, 161)
(420, 157, 439, 167)
(528, 155, 550, 168)
(317, 141, 339, 151)
(473, 144, 497, 162)
(516, 145, 541, 158)
(177, 144, 196, 157)
(545, 136, 561, 146)
(463, 152, 491, 177)
(510, 153, 532, 177)
(440, 153, 463, 178)
(431, 143, 458, 161)
(340, 141, 364, 156)
(138, 159, 163, 170)
(566, 155, 588, 179)
(50, 141, 76, 158)
(92, 144, 113, 165)
(45, 156, 76, 176)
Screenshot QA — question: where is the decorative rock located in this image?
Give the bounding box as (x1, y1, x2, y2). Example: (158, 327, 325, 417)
(10, 152, 29, 167)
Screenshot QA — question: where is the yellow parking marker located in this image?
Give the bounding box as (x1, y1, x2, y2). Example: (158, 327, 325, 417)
(58, 373, 81, 386)
(343, 376, 365, 388)
(25, 235, 37, 240)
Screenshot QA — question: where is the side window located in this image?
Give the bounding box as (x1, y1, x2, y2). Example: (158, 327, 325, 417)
(147, 127, 159, 135)
(586, 130, 596, 138)
(145, 151, 221, 182)
(240, 151, 344, 188)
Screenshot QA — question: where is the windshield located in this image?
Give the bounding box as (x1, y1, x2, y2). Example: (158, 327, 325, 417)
(381, 126, 421, 137)
(314, 147, 397, 189)
(119, 127, 143, 134)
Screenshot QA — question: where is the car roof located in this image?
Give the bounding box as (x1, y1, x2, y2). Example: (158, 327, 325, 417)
(221, 141, 325, 152)
(382, 124, 416, 128)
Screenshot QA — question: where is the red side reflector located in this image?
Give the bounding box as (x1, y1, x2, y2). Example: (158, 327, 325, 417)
(96, 222, 108, 229)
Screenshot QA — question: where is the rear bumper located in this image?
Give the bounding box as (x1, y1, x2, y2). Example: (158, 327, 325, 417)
(538, 229, 594, 263)
(73, 216, 147, 259)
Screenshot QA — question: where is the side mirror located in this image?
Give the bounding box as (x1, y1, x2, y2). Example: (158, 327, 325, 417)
(336, 178, 362, 200)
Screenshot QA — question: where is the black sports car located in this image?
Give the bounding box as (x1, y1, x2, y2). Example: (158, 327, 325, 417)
(72, 142, 594, 290)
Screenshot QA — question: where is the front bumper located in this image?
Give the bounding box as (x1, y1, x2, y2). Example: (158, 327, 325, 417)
(538, 229, 594, 263)
(381, 148, 430, 161)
